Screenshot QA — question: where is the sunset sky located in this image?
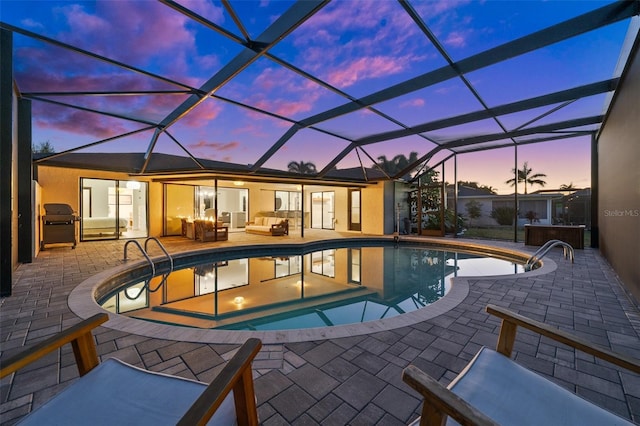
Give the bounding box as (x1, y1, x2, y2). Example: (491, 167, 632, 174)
(2, 0, 634, 193)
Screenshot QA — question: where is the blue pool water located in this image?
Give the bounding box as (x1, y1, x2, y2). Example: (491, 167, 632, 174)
(99, 242, 524, 330)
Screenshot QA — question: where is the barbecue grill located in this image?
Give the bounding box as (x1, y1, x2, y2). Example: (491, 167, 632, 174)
(41, 203, 79, 250)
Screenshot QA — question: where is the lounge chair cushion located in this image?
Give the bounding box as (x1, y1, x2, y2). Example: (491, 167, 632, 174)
(18, 358, 236, 425)
(445, 347, 632, 426)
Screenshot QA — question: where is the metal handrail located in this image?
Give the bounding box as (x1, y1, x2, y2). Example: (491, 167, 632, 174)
(122, 238, 175, 300)
(144, 237, 174, 275)
(525, 239, 574, 271)
(123, 240, 155, 277)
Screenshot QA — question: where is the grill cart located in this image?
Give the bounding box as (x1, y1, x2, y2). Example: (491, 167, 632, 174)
(41, 203, 79, 250)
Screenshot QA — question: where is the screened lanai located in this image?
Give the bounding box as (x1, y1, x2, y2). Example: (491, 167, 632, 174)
(2, 0, 639, 183)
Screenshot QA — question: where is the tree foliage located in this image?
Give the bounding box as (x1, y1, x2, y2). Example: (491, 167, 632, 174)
(32, 140, 55, 154)
(465, 200, 483, 227)
(376, 152, 419, 179)
(287, 160, 317, 174)
(457, 181, 497, 194)
(505, 162, 547, 194)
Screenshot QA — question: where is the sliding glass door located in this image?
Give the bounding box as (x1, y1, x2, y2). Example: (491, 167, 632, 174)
(311, 191, 334, 230)
(80, 178, 148, 241)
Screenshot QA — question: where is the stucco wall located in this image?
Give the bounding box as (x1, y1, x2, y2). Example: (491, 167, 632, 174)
(598, 42, 640, 301)
(35, 166, 161, 236)
(362, 183, 385, 235)
(35, 166, 389, 240)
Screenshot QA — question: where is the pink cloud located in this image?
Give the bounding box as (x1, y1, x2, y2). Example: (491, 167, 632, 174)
(444, 31, 467, 48)
(34, 104, 129, 139)
(232, 122, 269, 138)
(400, 98, 425, 108)
(48, 1, 214, 84)
(20, 18, 45, 30)
(327, 56, 406, 88)
(188, 140, 240, 154)
(290, 0, 431, 87)
(180, 101, 224, 127)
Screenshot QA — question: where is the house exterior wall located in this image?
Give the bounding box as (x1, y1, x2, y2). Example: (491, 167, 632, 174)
(362, 183, 385, 235)
(35, 167, 388, 240)
(35, 166, 162, 236)
(597, 41, 640, 302)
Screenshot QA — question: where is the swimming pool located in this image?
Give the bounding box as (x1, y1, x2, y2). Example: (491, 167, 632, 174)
(95, 238, 526, 331)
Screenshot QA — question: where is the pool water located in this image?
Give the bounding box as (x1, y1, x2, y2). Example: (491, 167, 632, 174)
(99, 244, 524, 330)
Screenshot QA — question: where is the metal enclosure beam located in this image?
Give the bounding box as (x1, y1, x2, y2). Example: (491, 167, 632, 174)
(591, 133, 599, 248)
(1, 29, 13, 295)
(18, 99, 32, 263)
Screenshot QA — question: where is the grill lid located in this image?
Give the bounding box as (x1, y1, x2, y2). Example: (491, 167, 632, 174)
(44, 203, 75, 215)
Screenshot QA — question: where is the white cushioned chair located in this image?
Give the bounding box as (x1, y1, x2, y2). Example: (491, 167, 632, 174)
(402, 304, 640, 426)
(1, 313, 262, 425)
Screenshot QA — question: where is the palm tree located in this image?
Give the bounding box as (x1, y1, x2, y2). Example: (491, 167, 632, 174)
(376, 152, 419, 178)
(506, 161, 547, 194)
(287, 160, 317, 174)
(560, 182, 576, 190)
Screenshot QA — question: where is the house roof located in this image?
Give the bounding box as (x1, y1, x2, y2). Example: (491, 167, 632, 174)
(4, 1, 640, 183)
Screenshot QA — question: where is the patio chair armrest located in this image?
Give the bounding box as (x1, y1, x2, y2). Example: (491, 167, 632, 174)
(486, 304, 640, 373)
(178, 338, 262, 426)
(402, 365, 499, 426)
(0, 313, 109, 379)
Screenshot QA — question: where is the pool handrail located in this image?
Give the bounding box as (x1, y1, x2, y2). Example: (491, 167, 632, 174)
(525, 239, 574, 271)
(144, 237, 174, 275)
(123, 239, 155, 277)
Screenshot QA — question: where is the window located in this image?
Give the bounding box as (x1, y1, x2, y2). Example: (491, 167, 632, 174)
(519, 200, 547, 220)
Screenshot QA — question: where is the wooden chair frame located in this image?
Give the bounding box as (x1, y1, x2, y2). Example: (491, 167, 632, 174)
(1, 313, 262, 426)
(402, 304, 640, 426)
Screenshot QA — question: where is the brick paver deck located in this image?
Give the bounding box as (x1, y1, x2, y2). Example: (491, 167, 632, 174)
(2, 232, 639, 424)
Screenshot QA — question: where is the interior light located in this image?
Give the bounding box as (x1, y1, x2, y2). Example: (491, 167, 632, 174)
(233, 181, 245, 186)
(126, 181, 141, 190)
(233, 296, 245, 305)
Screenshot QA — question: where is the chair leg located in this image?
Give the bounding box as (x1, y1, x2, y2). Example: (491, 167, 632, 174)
(233, 368, 259, 426)
(71, 331, 101, 376)
(495, 319, 517, 357)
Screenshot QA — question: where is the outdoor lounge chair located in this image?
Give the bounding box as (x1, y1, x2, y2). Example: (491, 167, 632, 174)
(402, 304, 640, 426)
(0, 313, 262, 425)
(194, 219, 229, 242)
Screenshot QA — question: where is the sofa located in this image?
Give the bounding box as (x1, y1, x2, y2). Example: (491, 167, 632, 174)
(245, 217, 288, 236)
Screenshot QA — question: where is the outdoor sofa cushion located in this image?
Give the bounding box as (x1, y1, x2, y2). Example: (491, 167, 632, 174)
(440, 347, 633, 426)
(18, 358, 236, 425)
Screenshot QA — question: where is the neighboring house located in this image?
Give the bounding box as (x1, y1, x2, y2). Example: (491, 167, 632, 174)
(452, 185, 570, 227)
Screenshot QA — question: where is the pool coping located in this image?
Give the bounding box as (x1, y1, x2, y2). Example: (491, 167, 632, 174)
(68, 236, 557, 344)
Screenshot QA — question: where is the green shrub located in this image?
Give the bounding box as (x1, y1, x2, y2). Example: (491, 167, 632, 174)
(491, 207, 516, 226)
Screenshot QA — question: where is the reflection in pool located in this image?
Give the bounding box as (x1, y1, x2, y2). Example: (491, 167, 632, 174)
(99, 245, 523, 330)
